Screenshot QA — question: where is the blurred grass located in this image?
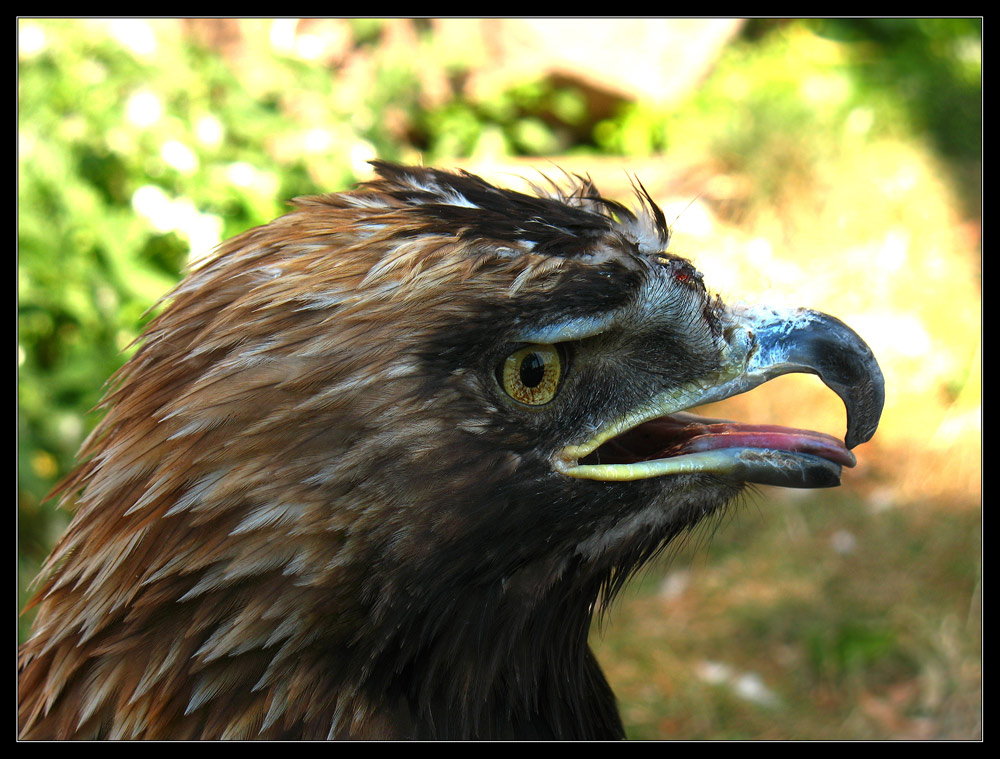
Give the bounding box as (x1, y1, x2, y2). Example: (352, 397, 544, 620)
(593, 490, 981, 739)
(18, 18, 981, 739)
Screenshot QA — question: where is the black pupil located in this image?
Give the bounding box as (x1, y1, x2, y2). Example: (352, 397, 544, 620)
(519, 352, 545, 388)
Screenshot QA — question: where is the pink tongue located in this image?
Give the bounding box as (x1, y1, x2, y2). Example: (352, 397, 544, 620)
(680, 422, 857, 467)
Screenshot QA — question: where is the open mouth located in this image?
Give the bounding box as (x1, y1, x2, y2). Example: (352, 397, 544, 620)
(558, 411, 856, 488)
(554, 305, 883, 490)
(583, 412, 856, 467)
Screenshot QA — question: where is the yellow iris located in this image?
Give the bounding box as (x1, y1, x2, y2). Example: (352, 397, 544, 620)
(500, 344, 562, 406)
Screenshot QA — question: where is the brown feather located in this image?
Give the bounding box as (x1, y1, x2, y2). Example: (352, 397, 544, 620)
(19, 163, 882, 740)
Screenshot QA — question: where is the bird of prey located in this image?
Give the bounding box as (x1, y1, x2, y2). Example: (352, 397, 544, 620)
(18, 162, 883, 740)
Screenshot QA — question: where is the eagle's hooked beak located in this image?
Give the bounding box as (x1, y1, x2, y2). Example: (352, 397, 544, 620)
(557, 305, 884, 489)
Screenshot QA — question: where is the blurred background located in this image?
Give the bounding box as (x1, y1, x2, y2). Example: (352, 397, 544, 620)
(17, 18, 981, 739)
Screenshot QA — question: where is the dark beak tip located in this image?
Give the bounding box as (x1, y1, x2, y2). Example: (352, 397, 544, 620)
(845, 421, 879, 451)
(845, 377, 886, 450)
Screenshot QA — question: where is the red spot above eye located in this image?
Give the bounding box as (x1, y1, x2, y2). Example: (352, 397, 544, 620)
(660, 258, 703, 290)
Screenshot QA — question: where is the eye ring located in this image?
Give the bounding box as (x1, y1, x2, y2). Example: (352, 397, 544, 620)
(499, 344, 563, 406)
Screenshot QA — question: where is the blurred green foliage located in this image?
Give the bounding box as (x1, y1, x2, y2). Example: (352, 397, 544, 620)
(595, 18, 980, 212)
(18, 19, 980, 711)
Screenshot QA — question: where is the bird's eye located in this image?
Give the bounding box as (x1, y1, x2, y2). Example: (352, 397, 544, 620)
(499, 344, 563, 406)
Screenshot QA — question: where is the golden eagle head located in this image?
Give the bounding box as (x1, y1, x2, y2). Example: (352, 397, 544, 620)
(19, 162, 883, 740)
